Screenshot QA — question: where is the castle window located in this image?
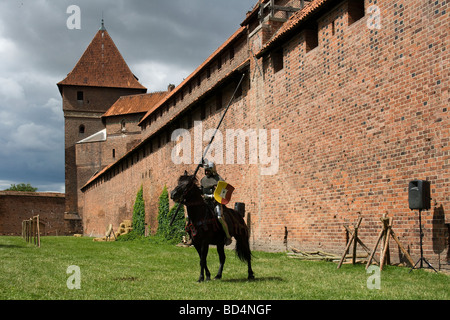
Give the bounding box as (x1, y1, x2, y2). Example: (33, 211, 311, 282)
(216, 92, 223, 111)
(200, 104, 206, 120)
(348, 0, 365, 25)
(112, 149, 116, 159)
(305, 24, 318, 53)
(77, 91, 83, 101)
(272, 48, 284, 73)
(121, 119, 126, 131)
(79, 124, 85, 134)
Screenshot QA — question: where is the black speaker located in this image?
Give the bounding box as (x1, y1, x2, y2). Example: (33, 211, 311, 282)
(408, 180, 431, 210)
(234, 202, 245, 218)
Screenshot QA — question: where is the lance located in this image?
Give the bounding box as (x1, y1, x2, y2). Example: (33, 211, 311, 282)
(169, 72, 246, 226)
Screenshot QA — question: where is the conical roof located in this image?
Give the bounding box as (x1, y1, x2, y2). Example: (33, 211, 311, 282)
(58, 25, 146, 90)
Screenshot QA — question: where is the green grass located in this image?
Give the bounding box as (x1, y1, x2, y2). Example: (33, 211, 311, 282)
(0, 236, 448, 300)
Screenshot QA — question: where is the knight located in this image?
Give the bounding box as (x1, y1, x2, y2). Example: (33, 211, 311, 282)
(200, 160, 232, 245)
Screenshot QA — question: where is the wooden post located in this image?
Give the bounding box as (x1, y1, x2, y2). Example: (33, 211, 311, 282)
(380, 220, 391, 270)
(337, 216, 362, 269)
(36, 215, 40, 248)
(367, 215, 413, 270)
(352, 224, 359, 265)
(390, 230, 414, 267)
(366, 227, 384, 269)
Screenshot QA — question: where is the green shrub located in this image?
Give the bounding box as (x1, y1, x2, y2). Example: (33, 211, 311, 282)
(156, 186, 185, 243)
(131, 185, 146, 236)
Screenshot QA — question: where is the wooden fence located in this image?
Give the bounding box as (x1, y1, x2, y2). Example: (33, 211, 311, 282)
(22, 215, 41, 247)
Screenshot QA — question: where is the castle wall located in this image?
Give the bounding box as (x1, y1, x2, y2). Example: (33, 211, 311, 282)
(0, 192, 68, 236)
(80, 0, 449, 266)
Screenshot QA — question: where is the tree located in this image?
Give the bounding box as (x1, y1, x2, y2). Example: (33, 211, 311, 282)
(131, 185, 146, 236)
(5, 183, 38, 192)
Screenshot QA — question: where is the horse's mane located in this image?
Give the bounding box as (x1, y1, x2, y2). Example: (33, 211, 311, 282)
(178, 174, 200, 189)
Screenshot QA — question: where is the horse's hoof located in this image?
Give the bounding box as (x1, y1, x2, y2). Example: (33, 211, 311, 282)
(214, 275, 222, 280)
(248, 275, 255, 281)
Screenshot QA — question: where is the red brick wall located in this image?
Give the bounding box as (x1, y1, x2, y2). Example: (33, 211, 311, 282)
(0, 192, 66, 236)
(80, 0, 449, 266)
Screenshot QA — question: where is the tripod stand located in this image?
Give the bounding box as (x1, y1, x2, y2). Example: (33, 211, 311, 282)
(410, 209, 437, 272)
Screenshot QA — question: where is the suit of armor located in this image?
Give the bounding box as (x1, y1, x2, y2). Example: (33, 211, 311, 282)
(200, 161, 232, 245)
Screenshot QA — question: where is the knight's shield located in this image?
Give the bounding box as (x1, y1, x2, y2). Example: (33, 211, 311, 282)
(214, 181, 235, 205)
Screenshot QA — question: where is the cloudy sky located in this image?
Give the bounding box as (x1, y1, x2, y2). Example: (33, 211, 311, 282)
(0, 0, 257, 192)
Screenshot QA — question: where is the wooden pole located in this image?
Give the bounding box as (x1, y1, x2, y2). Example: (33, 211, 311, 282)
(352, 224, 359, 265)
(366, 227, 384, 269)
(36, 215, 40, 248)
(337, 216, 362, 269)
(390, 230, 414, 267)
(380, 221, 391, 270)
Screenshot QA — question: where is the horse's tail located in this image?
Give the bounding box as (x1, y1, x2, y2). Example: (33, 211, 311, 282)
(235, 229, 252, 263)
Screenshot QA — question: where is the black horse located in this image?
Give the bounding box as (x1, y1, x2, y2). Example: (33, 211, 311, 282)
(170, 172, 254, 282)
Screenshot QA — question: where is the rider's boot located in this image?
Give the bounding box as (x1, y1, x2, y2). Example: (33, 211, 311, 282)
(218, 217, 232, 246)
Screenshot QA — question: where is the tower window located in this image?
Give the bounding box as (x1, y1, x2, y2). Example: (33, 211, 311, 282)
(348, 0, 365, 25)
(77, 91, 84, 101)
(305, 24, 319, 53)
(79, 124, 85, 134)
(272, 48, 284, 73)
(112, 149, 116, 159)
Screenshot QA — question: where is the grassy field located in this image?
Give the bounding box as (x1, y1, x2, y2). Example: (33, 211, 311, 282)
(0, 236, 448, 300)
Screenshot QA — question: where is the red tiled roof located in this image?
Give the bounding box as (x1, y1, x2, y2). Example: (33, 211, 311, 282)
(138, 26, 247, 125)
(58, 29, 146, 90)
(256, 0, 330, 58)
(102, 91, 168, 118)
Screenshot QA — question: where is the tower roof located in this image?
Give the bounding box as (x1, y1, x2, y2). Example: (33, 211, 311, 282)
(58, 25, 146, 91)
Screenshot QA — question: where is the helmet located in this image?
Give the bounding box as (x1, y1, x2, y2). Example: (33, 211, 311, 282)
(203, 159, 217, 175)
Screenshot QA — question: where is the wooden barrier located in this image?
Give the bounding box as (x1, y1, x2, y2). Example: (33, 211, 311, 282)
(22, 215, 40, 247)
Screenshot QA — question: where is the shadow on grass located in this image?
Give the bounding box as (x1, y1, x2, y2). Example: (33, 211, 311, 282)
(0, 244, 26, 249)
(221, 276, 284, 283)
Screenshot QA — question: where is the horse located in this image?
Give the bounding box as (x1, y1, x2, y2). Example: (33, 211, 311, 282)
(170, 171, 254, 282)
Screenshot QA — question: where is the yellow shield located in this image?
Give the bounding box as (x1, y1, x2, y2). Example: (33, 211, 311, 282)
(214, 181, 235, 205)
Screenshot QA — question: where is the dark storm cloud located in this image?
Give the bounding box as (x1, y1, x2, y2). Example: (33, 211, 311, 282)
(0, 0, 257, 191)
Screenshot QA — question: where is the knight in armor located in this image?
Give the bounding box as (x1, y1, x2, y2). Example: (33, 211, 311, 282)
(200, 160, 232, 245)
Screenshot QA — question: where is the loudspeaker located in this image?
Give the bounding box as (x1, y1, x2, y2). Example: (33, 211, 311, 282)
(408, 180, 431, 210)
(234, 202, 245, 218)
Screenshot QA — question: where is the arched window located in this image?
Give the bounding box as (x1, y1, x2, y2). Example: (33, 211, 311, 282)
(79, 124, 85, 134)
(121, 119, 126, 132)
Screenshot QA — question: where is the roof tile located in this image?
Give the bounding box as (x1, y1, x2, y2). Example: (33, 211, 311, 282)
(103, 91, 168, 118)
(58, 29, 146, 90)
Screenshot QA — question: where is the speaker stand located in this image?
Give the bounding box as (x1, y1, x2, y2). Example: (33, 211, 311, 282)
(410, 209, 437, 273)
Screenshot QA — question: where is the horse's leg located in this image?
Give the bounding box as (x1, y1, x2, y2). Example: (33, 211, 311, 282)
(215, 243, 226, 280)
(201, 242, 211, 281)
(193, 243, 205, 282)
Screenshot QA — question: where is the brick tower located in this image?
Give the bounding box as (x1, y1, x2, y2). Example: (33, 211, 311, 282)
(57, 21, 147, 230)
